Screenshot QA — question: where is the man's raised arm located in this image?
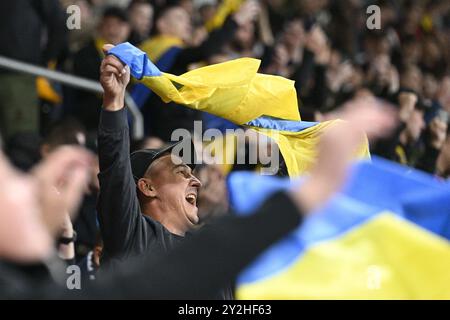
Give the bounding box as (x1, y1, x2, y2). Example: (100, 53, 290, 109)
(97, 45, 141, 261)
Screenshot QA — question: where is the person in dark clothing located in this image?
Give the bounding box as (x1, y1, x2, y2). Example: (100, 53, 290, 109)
(98, 44, 235, 297)
(261, 20, 331, 117)
(71, 7, 130, 131)
(98, 108, 203, 262)
(4, 132, 42, 172)
(416, 116, 448, 174)
(0, 0, 66, 139)
(372, 90, 447, 173)
(127, 0, 154, 46)
(0, 0, 66, 67)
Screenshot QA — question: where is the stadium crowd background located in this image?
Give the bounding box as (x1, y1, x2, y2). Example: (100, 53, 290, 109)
(0, 0, 449, 296)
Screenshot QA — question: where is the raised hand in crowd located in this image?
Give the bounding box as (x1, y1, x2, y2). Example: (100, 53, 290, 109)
(398, 91, 418, 122)
(233, 0, 260, 27)
(429, 117, 448, 150)
(100, 44, 130, 111)
(437, 76, 450, 113)
(264, 44, 290, 76)
(305, 26, 330, 65)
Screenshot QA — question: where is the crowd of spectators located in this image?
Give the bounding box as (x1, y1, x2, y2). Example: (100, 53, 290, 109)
(0, 0, 449, 299)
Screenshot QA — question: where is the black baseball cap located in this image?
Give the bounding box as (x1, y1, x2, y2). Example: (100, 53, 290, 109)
(130, 140, 197, 183)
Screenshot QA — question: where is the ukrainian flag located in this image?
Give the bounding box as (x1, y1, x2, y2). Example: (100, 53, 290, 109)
(109, 42, 300, 123)
(132, 36, 184, 108)
(246, 117, 370, 177)
(108, 43, 369, 176)
(228, 157, 450, 299)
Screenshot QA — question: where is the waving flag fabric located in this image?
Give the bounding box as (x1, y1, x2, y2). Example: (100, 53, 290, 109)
(131, 36, 184, 108)
(108, 42, 369, 176)
(227, 157, 450, 299)
(108, 42, 300, 125)
(247, 117, 370, 177)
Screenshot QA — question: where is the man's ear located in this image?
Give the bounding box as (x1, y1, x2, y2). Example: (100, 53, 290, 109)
(137, 178, 157, 197)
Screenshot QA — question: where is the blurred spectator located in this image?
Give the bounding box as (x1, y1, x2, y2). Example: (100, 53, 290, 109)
(63, 0, 98, 53)
(4, 133, 42, 172)
(396, 106, 426, 166)
(130, 136, 165, 152)
(195, 164, 229, 224)
(127, 0, 154, 45)
(0, 0, 66, 140)
(72, 6, 130, 131)
(40, 119, 100, 262)
(40, 119, 87, 156)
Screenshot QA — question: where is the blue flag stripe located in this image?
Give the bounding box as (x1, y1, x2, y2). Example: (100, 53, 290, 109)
(108, 42, 162, 79)
(245, 116, 318, 132)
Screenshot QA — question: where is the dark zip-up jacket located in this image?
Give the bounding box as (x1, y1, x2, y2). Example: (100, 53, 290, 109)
(97, 108, 187, 265)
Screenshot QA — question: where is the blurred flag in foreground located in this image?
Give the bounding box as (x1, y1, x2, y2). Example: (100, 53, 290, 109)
(108, 42, 369, 176)
(228, 156, 450, 299)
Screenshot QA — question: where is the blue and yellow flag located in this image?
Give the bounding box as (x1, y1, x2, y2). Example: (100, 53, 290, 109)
(108, 42, 368, 176)
(228, 157, 450, 299)
(132, 36, 184, 108)
(109, 42, 300, 124)
(246, 117, 370, 177)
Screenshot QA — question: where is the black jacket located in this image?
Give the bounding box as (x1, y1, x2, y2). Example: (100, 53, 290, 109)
(0, 0, 66, 67)
(97, 108, 238, 298)
(97, 108, 187, 264)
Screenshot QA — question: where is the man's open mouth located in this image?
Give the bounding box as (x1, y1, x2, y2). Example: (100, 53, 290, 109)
(185, 193, 197, 206)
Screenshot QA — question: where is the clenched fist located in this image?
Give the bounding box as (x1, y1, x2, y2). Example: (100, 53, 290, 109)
(100, 44, 130, 111)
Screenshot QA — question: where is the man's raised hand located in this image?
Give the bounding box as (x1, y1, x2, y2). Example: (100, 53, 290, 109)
(100, 44, 130, 111)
